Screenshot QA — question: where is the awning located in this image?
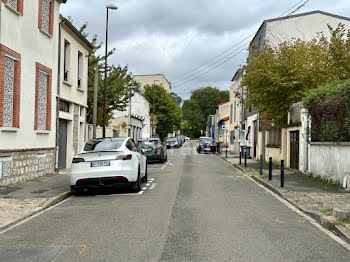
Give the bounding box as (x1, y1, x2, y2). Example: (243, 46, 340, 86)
(221, 116, 229, 121)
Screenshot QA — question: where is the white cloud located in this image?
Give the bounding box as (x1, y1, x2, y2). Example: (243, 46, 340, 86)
(61, 0, 350, 99)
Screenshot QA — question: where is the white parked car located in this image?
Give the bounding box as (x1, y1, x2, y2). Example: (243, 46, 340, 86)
(70, 137, 147, 194)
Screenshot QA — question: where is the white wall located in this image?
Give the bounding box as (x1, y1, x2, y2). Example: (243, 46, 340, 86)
(310, 143, 350, 183)
(265, 12, 350, 46)
(113, 92, 150, 139)
(60, 23, 88, 108)
(133, 74, 171, 93)
(0, 1, 61, 150)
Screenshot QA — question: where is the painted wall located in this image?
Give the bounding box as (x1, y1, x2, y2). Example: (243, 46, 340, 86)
(265, 12, 350, 47)
(310, 143, 350, 183)
(0, 0, 61, 150)
(60, 23, 88, 108)
(112, 92, 150, 139)
(58, 21, 89, 168)
(133, 74, 171, 93)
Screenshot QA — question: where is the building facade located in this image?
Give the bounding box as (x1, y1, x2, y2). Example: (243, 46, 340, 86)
(254, 10, 350, 169)
(229, 10, 350, 166)
(57, 16, 92, 170)
(111, 92, 150, 142)
(213, 101, 230, 144)
(133, 74, 171, 93)
(0, 0, 67, 185)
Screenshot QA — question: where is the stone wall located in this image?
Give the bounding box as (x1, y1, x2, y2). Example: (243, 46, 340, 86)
(310, 142, 350, 184)
(0, 148, 55, 186)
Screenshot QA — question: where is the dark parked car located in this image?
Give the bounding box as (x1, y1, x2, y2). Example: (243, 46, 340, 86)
(166, 137, 179, 148)
(197, 137, 216, 153)
(138, 138, 167, 163)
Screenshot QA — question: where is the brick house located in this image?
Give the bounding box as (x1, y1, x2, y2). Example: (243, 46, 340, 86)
(0, 0, 67, 185)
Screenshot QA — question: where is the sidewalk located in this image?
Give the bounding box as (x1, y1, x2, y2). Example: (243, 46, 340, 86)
(219, 152, 350, 242)
(0, 172, 70, 231)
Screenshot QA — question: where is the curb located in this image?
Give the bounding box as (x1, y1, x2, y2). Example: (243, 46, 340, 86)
(0, 191, 71, 233)
(219, 155, 350, 244)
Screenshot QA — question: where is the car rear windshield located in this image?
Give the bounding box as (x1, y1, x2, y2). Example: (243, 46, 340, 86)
(83, 138, 125, 152)
(201, 138, 213, 143)
(167, 138, 177, 142)
(138, 140, 158, 148)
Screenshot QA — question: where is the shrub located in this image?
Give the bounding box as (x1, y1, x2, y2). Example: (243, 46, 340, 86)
(303, 79, 350, 142)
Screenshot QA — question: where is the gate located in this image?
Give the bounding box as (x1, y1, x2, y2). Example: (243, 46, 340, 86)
(290, 131, 299, 169)
(58, 119, 68, 169)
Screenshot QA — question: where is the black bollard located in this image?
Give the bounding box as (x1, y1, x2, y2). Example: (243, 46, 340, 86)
(244, 151, 247, 167)
(259, 155, 263, 175)
(269, 157, 272, 180)
(239, 151, 242, 165)
(281, 160, 284, 187)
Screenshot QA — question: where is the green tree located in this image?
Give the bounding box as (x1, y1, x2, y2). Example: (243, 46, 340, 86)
(78, 22, 133, 125)
(143, 85, 182, 140)
(242, 24, 350, 126)
(182, 87, 229, 138)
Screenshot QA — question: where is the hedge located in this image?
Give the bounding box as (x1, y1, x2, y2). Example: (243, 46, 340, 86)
(303, 79, 350, 142)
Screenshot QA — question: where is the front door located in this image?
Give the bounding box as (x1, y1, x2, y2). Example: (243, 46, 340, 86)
(290, 131, 299, 170)
(58, 119, 68, 169)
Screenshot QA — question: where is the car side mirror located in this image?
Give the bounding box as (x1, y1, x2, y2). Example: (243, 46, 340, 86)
(140, 148, 145, 154)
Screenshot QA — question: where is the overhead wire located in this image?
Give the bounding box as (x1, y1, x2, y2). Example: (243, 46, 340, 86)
(171, 0, 306, 82)
(171, 0, 310, 89)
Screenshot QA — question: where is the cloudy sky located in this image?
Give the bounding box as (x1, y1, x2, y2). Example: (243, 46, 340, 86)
(61, 0, 350, 100)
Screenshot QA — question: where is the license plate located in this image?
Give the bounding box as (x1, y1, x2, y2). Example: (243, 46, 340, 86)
(91, 161, 110, 167)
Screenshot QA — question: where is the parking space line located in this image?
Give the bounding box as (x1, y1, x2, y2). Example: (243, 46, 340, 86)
(161, 161, 171, 170)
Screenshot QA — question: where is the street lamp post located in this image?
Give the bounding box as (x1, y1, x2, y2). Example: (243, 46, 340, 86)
(151, 79, 159, 137)
(103, 4, 118, 138)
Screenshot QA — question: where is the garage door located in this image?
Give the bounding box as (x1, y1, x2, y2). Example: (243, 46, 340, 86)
(58, 119, 68, 169)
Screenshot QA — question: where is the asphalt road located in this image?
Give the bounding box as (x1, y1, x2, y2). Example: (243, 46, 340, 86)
(0, 141, 349, 261)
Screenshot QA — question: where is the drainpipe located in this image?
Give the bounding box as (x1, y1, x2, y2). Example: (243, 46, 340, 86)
(55, 18, 66, 171)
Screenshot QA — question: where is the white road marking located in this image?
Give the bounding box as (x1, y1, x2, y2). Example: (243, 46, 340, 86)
(222, 159, 350, 252)
(150, 178, 155, 181)
(146, 183, 150, 186)
(142, 187, 147, 190)
(161, 161, 171, 170)
(149, 183, 157, 190)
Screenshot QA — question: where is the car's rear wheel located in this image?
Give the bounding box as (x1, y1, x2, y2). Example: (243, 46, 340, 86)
(132, 167, 142, 192)
(142, 164, 148, 182)
(160, 155, 165, 163)
(71, 186, 84, 196)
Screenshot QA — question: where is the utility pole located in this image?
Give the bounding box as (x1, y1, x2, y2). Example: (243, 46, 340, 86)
(128, 88, 132, 139)
(152, 91, 154, 137)
(93, 65, 98, 138)
(103, 5, 118, 138)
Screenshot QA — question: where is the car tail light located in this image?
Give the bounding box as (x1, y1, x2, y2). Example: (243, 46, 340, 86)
(72, 158, 85, 163)
(114, 176, 124, 179)
(157, 145, 161, 152)
(116, 154, 132, 160)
